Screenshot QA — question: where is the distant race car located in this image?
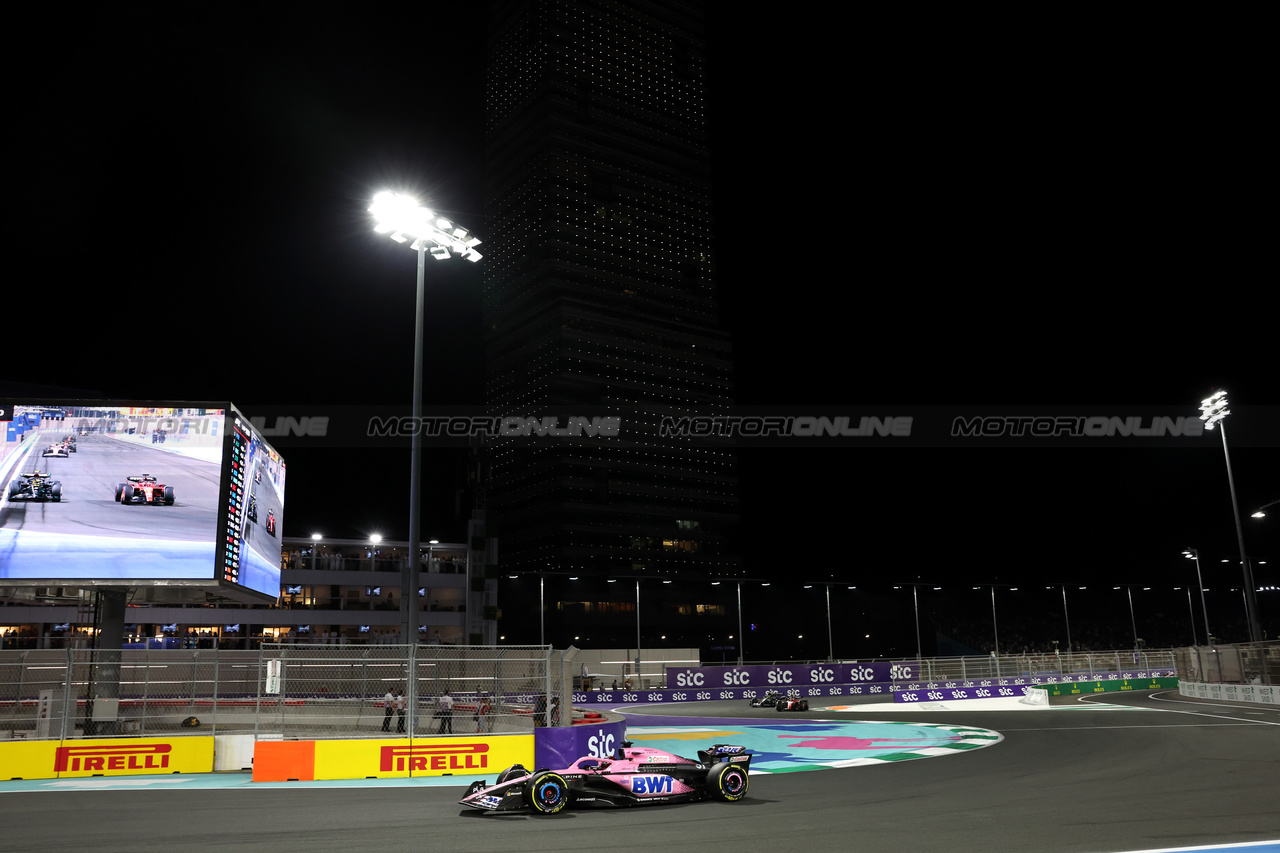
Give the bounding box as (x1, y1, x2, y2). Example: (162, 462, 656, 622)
(775, 695, 810, 712)
(748, 690, 783, 708)
(7, 472, 63, 502)
(42, 444, 69, 458)
(62, 436, 77, 452)
(459, 742, 751, 815)
(247, 495, 258, 522)
(116, 475, 175, 506)
(265, 509, 276, 536)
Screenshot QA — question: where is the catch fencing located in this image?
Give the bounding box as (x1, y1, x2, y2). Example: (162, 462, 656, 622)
(0, 644, 574, 741)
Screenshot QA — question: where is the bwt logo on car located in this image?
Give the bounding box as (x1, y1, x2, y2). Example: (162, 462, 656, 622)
(767, 668, 793, 684)
(722, 669, 750, 686)
(380, 743, 488, 772)
(809, 667, 835, 683)
(847, 666, 876, 682)
(673, 670, 704, 687)
(54, 744, 172, 773)
(588, 730, 616, 759)
(631, 775, 675, 794)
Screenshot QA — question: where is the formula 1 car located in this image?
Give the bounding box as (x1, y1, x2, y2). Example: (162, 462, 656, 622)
(265, 509, 276, 536)
(247, 494, 258, 522)
(8, 472, 63, 502)
(62, 436, 77, 452)
(116, 475, 175, 505)
(42, 444, 70, 458)
(776, 695, 810, 712)
(459, 743, 751, 815)
(748, 690, 783, 708)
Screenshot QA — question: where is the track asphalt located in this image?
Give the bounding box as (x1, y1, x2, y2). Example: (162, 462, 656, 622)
(1, 689, 1277, 853)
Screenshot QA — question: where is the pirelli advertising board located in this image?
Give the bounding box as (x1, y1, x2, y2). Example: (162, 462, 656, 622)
(0, 737, 215, 780)
(252, 735, 534, 782)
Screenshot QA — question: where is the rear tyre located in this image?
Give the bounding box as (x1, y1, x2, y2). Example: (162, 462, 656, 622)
(526, 771, 569, 815)
(707, 761, 749, 802)
(51, 484, 62, 502)
(121, 485, 134, 504)
(115, 483, 125, 501)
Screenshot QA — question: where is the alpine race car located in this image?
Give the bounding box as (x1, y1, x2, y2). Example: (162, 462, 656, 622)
(42, 444, 70, 458)
(116, 475, 175, 505)
(748, 690, 783, 708)
(8, 472, 63, 502)
(776, 695, 810, 712)
(459, 742, 752, 815)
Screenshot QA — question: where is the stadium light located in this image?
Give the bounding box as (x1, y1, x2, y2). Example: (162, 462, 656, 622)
(370, 191, 484, 668)
(1196, 389, 1264, 654)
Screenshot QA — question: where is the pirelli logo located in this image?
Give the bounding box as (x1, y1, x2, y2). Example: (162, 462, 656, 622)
(380, 743, 489, 772)
(54, 744, 172, 773)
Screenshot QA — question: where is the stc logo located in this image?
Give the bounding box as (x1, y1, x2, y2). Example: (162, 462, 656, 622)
(766, 668, 793, 685)
(673, 670, 705, 688)
(588, 730, 615, 759)
(890, 664, 914, 680)
(848, 666, 876, 682)
(809, 667, 835, 683)
(631, 775, 674, 794)
(722, 669, 751, 686)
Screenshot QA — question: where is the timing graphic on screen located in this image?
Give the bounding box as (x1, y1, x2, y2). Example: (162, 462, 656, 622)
(0, 401, 286, 600)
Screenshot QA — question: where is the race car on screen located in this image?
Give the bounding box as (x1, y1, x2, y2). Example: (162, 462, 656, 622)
(458, 742, 752, 815)
(776, 695, 810, 711)
(8, 472, 63, 502)
(265, 509, 276, 536)
(42, 443, 69, 458)
(748, 690, 783, 708)
(61, 435, 77, 452)
(115, 475, 175, 505)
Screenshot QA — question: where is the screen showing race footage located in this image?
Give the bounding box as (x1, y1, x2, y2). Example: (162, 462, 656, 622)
(221, 409, 286, 598)
(0, 401, 283, 600)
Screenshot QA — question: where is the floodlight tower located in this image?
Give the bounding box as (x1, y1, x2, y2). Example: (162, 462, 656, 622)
(1198, 390, 1263, 647)
(369, 191, 482, 724)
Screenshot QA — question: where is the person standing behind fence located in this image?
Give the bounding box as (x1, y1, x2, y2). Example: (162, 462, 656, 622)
(382, 687, 395, 732)
(437, 691, 454, 734)
(475, 695, 492, 733)
(396, 689, 407, 733)
(535, 693, 547, 727)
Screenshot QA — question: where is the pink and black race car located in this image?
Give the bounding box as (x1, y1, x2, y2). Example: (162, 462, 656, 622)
(459, 742, 751, 814)
(115, 474, 175, 506)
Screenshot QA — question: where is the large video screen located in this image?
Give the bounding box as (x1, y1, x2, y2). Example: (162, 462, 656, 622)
(0, 400, 285, 601)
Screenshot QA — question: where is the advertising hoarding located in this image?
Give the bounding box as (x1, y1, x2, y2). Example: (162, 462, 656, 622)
(0, 400, 285, 601)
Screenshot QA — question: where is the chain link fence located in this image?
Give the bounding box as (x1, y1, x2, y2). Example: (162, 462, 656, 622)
(1, 645, 567, 741)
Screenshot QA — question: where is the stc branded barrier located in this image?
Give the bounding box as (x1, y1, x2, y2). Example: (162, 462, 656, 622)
(535, 716, 628, 771)
(251, 735, 534, 782)
(0, 736, 214, 781)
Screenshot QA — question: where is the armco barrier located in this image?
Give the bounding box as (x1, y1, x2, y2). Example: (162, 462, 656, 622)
(251, 734, 534, 782)
(0, 736, 214, 781)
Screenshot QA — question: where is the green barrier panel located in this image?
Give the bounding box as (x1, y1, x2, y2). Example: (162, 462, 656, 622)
(1035, 677, 1178, 697)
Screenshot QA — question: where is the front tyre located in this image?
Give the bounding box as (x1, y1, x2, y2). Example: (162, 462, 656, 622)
(707, 761, 749, 802)
(526, 771, 570, 815)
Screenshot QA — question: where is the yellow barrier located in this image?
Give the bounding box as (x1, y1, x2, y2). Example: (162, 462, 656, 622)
(0, 737, 215, 781)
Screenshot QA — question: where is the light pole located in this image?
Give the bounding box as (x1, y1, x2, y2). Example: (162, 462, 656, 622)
(1183, 548, 1212, 645)
(368, 191, 482, 654)
(894, 582, 931, 665)
(1199, 390, 1264, 648)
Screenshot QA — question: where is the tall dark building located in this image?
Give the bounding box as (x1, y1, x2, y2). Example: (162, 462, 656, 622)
(483, 0, 740, 645)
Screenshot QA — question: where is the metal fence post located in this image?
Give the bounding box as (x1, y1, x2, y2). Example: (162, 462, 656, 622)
(254, 643, 263, 740)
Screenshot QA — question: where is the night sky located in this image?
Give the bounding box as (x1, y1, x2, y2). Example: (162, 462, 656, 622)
(7, 6, 1276, 649)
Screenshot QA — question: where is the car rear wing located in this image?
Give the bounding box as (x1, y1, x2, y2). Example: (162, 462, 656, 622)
(696, 744, 753, 770)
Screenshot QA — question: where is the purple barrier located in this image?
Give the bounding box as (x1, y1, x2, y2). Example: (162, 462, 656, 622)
(665, 662, 920, 690)
(534, 716, 628, 771)
(894, 685, 1034, 703)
